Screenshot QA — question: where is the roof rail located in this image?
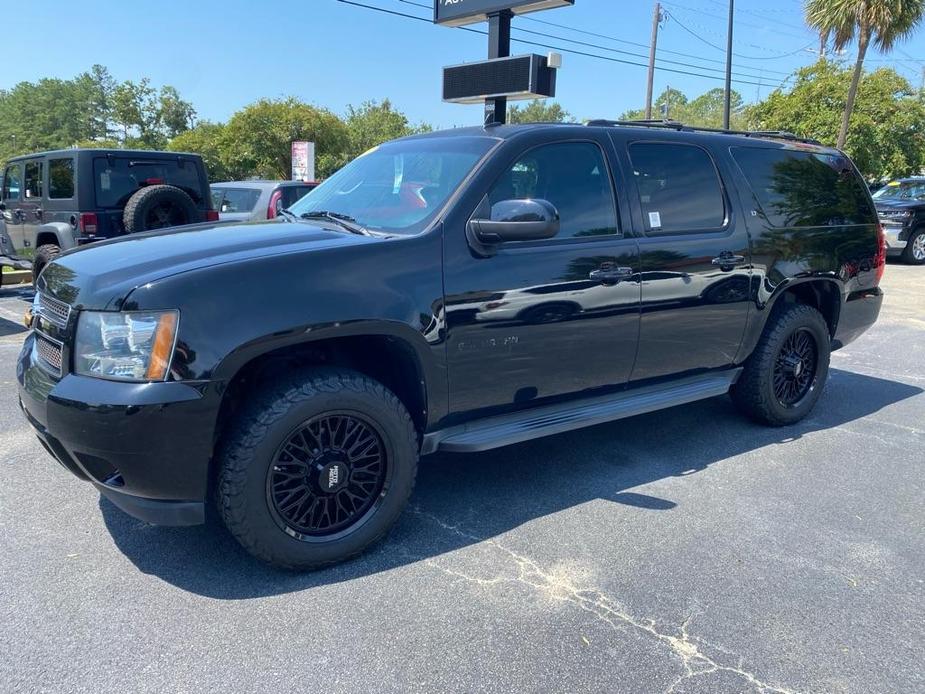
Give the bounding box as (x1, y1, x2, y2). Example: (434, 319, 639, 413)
(585, 119, 822, 146)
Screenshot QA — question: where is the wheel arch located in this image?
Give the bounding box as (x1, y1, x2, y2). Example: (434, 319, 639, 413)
(210, 322, 437, 457)
(34, 222, 75, 250)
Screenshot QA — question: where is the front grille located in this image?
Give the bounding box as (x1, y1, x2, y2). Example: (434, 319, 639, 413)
(36, 334, 63, 375)
(36, 292, 71, 328)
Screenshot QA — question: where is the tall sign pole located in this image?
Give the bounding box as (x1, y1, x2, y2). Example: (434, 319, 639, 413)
(644, 2, 661, 120)
(723, 0, 734, 129)
(485, 10, 513, 125)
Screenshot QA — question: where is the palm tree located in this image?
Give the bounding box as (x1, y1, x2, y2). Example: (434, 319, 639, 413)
(805, 0, 925, 149)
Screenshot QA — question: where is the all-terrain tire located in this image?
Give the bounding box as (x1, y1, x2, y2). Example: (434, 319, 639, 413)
(731, 303, 831, 426)
(900, 228, 925, 265)
(123, 184, 197, 233)
(32, 244, 60, 289)
(217, 368, 418, 570)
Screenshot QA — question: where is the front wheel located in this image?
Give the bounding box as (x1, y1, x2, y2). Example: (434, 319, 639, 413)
(217, 368, 418, 570)
(901, 228, 925, 265)
(731, 304, 831, 426)
(32, 244, 60, 289)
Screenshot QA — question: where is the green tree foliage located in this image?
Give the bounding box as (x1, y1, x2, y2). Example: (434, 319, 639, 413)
(0, 65, 193, 160)
(620, 87, 745, 128)
(219, 98, 350, 180)
(747, 60, 925, 178)
(507, 99, 574, 124)
(344, 99, 430, 160)
(806, 0, 925, 147)
(168, 122, 231, 181)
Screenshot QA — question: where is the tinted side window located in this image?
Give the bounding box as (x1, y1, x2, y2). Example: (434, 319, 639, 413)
(628, 142, 726, 233)
(731, 147, 876, 227)
(488, 142, 619, 239)
(2, 164, 21, 200)
(282, 185, 314, 208)
(48, 158, 75, 198)
(24, 160, 43, 199)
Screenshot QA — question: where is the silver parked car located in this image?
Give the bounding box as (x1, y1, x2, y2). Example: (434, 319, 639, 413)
(211, 180, 319, 222)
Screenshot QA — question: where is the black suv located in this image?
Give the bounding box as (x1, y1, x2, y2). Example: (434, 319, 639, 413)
(872, 177, 925, 264)
(17, 122, 884, 569)
(1, 149, 217, 284)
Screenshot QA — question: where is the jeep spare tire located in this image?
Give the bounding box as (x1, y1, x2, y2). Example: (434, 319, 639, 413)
(123, 184, 198, 233)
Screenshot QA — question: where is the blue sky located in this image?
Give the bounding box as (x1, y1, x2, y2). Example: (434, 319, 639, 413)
(3, 0, 921, 128)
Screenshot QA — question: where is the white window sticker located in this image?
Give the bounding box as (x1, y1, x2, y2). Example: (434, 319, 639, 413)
(100, 172, 111, 191)
(648, 211, 662, 229)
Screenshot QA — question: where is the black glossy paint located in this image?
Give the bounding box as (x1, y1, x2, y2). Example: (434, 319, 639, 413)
(18, 123, 884, 520)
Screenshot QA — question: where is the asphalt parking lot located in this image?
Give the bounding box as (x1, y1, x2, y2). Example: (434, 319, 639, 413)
(1, 266, 922, 694)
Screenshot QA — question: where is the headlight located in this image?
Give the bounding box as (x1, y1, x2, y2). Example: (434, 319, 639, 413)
(74, 310, 179, 381)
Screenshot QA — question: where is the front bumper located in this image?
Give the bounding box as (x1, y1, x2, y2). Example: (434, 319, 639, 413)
(17, 332, 218, 526)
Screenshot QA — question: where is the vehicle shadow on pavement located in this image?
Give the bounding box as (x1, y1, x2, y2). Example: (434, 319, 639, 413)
(99, 367, 922, 598)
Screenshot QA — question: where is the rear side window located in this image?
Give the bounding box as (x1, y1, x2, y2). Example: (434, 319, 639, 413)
(731, 147, 876, 227)
(93, 157, 204, 208)
(2, 164, 21, 200)
(48, 158, 75, 198)
(629, 142, 726, 233)
(213, 187, 261, 213)
(24, 160, 43, 199)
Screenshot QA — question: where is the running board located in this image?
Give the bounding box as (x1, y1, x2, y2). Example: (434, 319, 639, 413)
(423, 369, 742, 454)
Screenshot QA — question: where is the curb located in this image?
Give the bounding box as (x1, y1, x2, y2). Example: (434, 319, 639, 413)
(1, 270, 32, 286)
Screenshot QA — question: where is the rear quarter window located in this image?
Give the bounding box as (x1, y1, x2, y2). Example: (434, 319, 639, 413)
(731, 147, 876, 227)
(213, 187, 262, 213)
(93, 157, 205, 208)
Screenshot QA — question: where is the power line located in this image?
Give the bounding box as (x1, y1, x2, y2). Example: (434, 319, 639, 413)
(362, 0, 792, 87)
(660, 1, 814, 45)
(666, 9, 815, 61)
(398, 0, 793, 75)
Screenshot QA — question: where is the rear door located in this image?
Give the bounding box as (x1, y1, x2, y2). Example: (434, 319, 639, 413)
(20, 158, 45, 249)
(621, 137, 751, 382)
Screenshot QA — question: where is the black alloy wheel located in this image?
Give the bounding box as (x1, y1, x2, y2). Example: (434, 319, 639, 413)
(772, 327, 818, 408)
(266, 412, 390, 540)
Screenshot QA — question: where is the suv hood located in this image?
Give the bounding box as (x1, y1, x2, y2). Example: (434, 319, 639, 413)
(40, 220, 378, 310)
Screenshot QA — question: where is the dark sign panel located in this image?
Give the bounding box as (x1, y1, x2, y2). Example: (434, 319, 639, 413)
(434, 0, 574, 27)
(443, 54, 556, 103)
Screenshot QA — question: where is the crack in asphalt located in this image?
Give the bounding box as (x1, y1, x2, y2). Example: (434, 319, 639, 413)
(410, 506, 799, 694)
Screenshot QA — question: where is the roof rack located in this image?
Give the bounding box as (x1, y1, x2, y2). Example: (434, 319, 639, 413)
(585, 119, 822, 146)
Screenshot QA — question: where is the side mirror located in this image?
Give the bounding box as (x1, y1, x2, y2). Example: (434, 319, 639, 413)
(469, 199, 559, 244)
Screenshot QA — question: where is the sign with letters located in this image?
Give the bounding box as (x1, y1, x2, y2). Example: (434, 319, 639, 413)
(434, 0, 574, 27)
(291, 141, 315, 182)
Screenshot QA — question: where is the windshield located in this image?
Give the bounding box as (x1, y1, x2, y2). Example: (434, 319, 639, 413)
(873, 181, 925, 201)
(288, 136, 497, 235)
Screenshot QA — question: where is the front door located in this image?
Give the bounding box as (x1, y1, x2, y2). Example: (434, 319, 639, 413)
(2, 162, 25, 253)
(444, 136, 641, 420)
(622, 139, 751, 382)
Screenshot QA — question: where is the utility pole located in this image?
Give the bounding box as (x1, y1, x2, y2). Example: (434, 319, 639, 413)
(645, 2, 662, 120)
(722, 0, 734, 129)
(485, 10, 513, 125)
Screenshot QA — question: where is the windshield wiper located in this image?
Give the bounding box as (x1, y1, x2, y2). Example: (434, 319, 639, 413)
(299, 210, 371, 236)
(277, 207, 298, 222)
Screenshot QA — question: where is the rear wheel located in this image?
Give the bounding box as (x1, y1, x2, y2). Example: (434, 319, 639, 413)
(32, 244, 60, 289)
(901, 228, 925, 265)
(217, 368, 418, 570)
(731, 304, 830, 426)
